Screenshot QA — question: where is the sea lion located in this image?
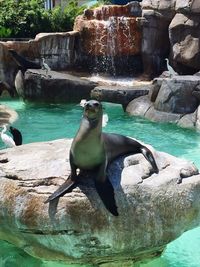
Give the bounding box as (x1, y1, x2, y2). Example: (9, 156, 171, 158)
(8, 49, 41, 71)
(45, 100, 159, 216)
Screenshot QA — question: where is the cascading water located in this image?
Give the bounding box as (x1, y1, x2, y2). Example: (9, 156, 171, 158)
(74, 2, 143, 76)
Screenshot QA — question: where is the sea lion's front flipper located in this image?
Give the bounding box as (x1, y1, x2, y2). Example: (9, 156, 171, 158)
(44, 177, 76, 203)
(95, 179, 119, 216)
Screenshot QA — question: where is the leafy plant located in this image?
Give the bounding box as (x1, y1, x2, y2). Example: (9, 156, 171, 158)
(0, 0, 100, 38)
(0, 27, 12, 38)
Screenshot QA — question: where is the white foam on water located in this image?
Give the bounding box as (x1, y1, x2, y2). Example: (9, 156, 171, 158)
(88, 74, 136, 86)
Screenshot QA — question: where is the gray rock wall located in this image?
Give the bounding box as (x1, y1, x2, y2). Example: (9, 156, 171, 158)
(141, 0, 200, 78)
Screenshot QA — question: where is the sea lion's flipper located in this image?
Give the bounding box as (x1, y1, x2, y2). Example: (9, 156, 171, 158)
(95, 179, 119, 216)
(8, 49, 41, 70)
(44, 177, 76, 203)
(140, 147, 159, 174)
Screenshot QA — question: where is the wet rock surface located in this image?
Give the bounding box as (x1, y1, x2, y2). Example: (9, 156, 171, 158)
(0, 139, 199, 265)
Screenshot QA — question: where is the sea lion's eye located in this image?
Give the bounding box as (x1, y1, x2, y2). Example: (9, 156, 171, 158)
(94, 102, 99, 107)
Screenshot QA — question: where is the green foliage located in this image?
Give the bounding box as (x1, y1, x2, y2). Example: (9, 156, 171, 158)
(0, 27, 12, 38)
(0, 0, 86, 38)
(0, 0, 51, 38)
(50, 1, 86, 32)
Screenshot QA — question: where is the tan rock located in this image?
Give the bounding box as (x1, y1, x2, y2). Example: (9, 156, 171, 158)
(0, 139, 199, 265)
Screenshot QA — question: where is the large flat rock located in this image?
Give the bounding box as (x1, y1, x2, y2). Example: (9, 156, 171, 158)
(91, 84, 149, 108)
(0, 139, 199, 265)
(18, 69, 97, 102)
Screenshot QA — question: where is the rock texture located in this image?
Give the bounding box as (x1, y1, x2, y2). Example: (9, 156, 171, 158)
(169, 13, 200, 74)
(74, 2, 143, 75)
(91, 83, 150, 108)
(141, 0, 200, 79)
(0, 32, 79, 93)
(0, 104, 18, 126)
(1, 0, 200, 96)
(0, 139, 199, 266)
(18, 69, 97, 103)
(127, 74, 200, 128)
(74, 3, 142, 56)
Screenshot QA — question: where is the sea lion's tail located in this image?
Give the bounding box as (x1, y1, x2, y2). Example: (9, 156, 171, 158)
(140, 147, 159, 174)
(44, 177, 76, 203)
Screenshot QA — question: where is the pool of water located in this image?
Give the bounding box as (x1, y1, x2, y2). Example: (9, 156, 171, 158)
(0, 99, 200, 267)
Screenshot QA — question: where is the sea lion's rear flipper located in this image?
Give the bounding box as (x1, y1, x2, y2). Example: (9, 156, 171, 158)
(140, 147, 159, 174)
(95, 179, 119, 216)
(44, 177, 76, 203)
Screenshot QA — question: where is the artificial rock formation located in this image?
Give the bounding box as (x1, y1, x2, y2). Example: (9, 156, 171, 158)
(0, 32, 78, 93)
(141, 0, 200, 78)
(0, 104, 18, 126)
(0, 139, 199, 266)
(126, 74, 200, 128)
(169, 12, 200, 74)
(17, 69, 97, 103)
(0, 1, 200, 97)
(74, 2, 143, 75)
(91, 83, 149, 109)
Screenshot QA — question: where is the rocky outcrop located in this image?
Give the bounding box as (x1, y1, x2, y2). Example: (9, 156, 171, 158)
(91, 83, 150, 108)
(141, 0, 200, 79)
(17, 69, 97, 102)
(169, 13, 200, 74)
(1, 0, 200, 94)
(0, 139, 199, 265)
(141, 10, 172, 79)
(0, 104, 18, 126)
(126, 74, 200, 128)
(0, 32, 79, 93)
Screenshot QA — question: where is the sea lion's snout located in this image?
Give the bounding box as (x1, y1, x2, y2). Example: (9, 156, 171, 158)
(84, 100, 102, 119)
(85, 100, 100, 109)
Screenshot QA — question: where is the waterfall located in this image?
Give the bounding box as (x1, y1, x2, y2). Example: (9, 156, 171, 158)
(74, 3, 142, 76)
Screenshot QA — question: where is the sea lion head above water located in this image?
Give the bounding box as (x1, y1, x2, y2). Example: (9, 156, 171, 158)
(84, 100, 103, 119)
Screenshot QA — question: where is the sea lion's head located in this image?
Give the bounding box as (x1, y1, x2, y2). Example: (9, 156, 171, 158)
(84, 100, 103, 121)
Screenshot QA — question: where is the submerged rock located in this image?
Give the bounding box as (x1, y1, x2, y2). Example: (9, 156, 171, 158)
(0, 139, 199, 266)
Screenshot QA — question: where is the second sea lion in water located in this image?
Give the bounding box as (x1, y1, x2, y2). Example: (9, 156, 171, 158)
(45, 100, 159, 216)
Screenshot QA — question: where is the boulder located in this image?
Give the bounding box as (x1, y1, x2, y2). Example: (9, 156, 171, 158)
(0, 139, 199, 265)
(20, 69, 97, 103)
(91, 84, 150, 108)
(142, 0, 176, 11)
(126, 95, 152, 117)
(0, 104, 18, 126)
(177, 111, 197, 128)
(141, 10, 171, 79)
(0, 32, 79, 93)
(154, 76, 200, 114)
(169, 13, 200, 74)
(126, 75, 200, 128)
(0, 43, 17, 89)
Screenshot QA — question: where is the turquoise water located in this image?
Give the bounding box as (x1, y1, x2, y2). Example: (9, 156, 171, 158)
(0, 99, 200, 267)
